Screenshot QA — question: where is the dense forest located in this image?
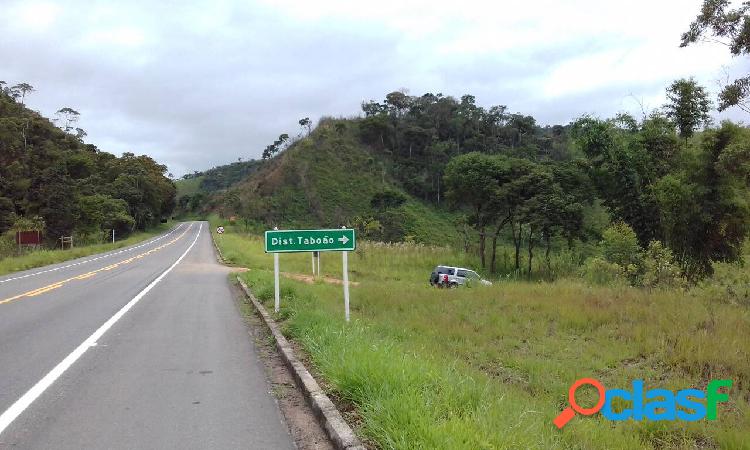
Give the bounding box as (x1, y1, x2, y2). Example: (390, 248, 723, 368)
(0, 83, 176, 249)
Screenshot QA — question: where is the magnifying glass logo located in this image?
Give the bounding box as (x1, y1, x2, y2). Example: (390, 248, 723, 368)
(553, 378, 606, 428)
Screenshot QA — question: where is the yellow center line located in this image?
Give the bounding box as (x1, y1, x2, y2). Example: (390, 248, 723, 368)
(0, 224, 194, 306)
(26, 283, 64, 297)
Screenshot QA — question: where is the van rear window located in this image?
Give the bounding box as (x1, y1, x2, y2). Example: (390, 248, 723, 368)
(437, 267, 455, 275)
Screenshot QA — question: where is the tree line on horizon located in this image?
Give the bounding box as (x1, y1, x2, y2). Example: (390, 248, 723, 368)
(0, 83, 176, 252)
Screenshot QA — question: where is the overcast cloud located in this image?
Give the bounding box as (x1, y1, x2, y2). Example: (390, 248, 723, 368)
(1, 0, 747, 176)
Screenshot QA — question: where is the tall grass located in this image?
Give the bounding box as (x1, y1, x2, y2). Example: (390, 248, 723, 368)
(215, 222, 750, 449)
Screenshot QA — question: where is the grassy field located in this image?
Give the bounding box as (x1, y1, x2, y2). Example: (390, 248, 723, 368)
(0, 223, 174, 277)
(213, 223, 750, 449)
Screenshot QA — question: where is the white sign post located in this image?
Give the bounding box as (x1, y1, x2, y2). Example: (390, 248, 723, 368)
(342, 243, 350, 321)
(274, 252, 280, 313)
(273, 226, 280, 313)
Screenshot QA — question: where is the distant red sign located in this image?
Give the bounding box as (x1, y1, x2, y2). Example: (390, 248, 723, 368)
(16, 230, 42, 245)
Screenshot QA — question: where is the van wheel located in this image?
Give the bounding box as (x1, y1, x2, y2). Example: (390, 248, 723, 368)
(449, 282, 458, 289)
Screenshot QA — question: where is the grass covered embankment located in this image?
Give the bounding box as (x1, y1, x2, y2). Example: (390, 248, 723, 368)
(0, 223, 174, 277)
(214, 224, 750, 449)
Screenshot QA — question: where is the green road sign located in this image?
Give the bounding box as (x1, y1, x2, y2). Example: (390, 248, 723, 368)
(265, 229, 356, 253)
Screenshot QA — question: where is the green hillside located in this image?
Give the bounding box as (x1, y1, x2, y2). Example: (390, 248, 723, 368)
(176, 160, 261, 195)
(175, 160, 262, 216)
(212, 118, 460, 243)
(185, 92, 590, 249)
(175, 175, 204, 198)
(193, 86, 750, 283)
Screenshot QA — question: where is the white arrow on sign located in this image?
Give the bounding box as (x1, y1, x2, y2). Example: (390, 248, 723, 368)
(338, 235, 350, 245)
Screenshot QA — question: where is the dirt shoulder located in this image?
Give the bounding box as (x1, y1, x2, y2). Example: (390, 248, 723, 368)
(230, 280, 334, 450)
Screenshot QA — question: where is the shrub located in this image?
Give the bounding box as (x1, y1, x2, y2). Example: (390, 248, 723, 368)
(600, 222, 642, 268)
(580, 256, 626, 285)
(641, 240, 684, 289)
(0, 231, 15, 258)
(698, 260, 750, 306)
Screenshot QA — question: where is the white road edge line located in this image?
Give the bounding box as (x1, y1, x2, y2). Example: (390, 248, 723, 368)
(0, 222, 202, 436)
(0, 223, 185, 285)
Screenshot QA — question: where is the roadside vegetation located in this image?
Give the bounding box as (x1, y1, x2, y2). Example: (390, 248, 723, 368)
(194, 3, 750, 446)
(0, 222, 173, 277)
(0, 83, 176, 249)
(185, 51, 750, 287)
(212, 220, 749, 449)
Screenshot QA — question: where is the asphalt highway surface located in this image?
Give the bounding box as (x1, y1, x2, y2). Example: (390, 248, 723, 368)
(0, 221, 293, 449)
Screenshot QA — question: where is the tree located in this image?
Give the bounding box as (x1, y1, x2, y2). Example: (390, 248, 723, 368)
(370, 189, 406, 210)
(385, 91, 411, 117)
(75, 127, 87, 141)
(639, 113, 681, 178)
(506, 114, 536, 148)
(11, 83, 34, 106)
(299, 117, 312, 136)
(600, 222, 642, 269)
(506, 163, 550, 274)
(572, 116, 662, 245)
(78, 194, 135, 236)
(361, 100, 387, 117)
(359, 114, 392, 150)
(681, 0, 750, 112)
(262, 144, 275, 160)
(653, 122, 750, 278)
(0, 197, 15, 233)
(5, 85, 20, 102)
(663, 78, 712, 139)
(108, 153, 176, 230)
(56, 107, 80, 133)
(486, 157, 533, 273)
(444, 153, 506, 268)
(38, 166, 78, 239)
(0, 89, 175, 242)
(261, 134, 290, 160)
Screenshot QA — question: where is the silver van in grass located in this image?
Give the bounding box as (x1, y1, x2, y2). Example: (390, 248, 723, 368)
(429, 265, 492, 288)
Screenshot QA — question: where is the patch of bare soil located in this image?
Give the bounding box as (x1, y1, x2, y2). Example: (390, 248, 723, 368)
(281, 272, 360, 287)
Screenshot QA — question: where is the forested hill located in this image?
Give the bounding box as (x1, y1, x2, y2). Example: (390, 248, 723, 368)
(176, 91, 586, 247)
(177, 93, 576, 242)
(184, 82, 750, 279)
(0, 83, 175, 242)
(176, 160, 262, 211)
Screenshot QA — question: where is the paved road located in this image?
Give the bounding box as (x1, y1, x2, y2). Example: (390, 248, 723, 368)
(0, 221, 293, 449)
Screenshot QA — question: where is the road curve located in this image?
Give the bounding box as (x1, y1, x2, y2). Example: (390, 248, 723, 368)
(0, 221, 293, 449)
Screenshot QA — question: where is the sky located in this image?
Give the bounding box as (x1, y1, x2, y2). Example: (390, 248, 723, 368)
(1, 0, 747, 176)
